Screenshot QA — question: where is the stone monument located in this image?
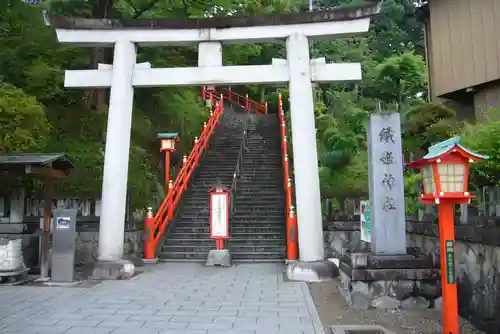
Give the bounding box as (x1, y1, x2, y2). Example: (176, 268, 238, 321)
(335, 113, 442, 310)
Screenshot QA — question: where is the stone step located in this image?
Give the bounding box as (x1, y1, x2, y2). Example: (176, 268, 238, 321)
(230, 251, 286, 260)
(162, 244, 214, 253)
(159, 252, 207, 261)
(229, 238, 285, 245)
(233, 199, 285, 205)
(165, 239, 215, 246)
(237, 191, 284, 196)
(234, 207, 285, 213)
(229, 226, 285, 233)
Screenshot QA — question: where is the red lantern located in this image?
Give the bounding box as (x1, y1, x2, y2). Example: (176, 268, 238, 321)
(408, 136, 487, 205)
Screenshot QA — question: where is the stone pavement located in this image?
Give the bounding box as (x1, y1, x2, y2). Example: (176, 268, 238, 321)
(0, 263, 323, 334)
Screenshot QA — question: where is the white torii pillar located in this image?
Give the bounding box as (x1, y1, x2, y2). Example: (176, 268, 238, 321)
(98, 40, 136, 263)
(286, 33, 324, 262)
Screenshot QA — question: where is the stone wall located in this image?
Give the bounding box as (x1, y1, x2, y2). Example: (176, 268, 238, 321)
(73, 220, 144, 266)
(324, 220, 500, 332)
(407, 221, 500, 332)
(0, 219, 144, 270)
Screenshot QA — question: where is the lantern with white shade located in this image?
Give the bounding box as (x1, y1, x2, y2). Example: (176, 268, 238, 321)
(157, 132, 179, 152)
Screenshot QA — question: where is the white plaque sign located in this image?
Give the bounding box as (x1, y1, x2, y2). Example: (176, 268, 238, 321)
(210, 193, 228, 238)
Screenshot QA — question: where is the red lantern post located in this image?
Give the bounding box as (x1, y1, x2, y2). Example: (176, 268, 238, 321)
(157, 133, 180, 190)
(209, 185, 230, 250)
(408, 137, 488, 334)
(144, 207, 155, 260)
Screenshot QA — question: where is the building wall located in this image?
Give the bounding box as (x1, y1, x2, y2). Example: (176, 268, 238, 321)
(428, 0, 500, 97)
(474, 83, 500, 121)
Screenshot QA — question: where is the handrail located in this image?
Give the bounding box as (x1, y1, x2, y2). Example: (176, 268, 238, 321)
(278, 92, 298, 261)
(229, 111, 250, 216)
(202, 86, 268, 115)
(144, 92, 224, 260)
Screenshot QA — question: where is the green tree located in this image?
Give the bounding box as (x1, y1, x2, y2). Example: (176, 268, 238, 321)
(402, 101, 458, 157)
(0, 81, 51, 152)
(367, 51, 427, 110)
(461, 110, 500, 188)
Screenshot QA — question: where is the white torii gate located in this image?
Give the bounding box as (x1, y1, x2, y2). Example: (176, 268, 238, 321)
(44, 6, 379, 275)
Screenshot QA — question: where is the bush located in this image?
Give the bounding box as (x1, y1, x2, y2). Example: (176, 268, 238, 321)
(460, 109, 500, 188)
(0, 81, 51, 152)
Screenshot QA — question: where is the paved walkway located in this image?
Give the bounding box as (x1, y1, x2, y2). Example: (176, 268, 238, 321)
(0, 263, 323, 334)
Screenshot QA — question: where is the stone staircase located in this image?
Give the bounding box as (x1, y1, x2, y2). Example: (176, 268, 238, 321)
(160, 102, 286, 262)
(159, 105, 246, 261)
(229, 114, 286, 262)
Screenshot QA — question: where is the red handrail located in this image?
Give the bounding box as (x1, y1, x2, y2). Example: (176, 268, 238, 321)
(202, 87, 268, 115)
(144, 93, 225, 260)
(278, 93, 298, 261)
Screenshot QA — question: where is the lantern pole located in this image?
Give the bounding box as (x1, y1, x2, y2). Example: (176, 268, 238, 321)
(164, 150, 171, 190)
(157, 133, 179, 192)
(408, 136, 489, 334)
(437, 199, 459, 334)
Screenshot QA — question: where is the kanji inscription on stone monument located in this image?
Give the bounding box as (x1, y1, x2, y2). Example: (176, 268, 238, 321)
(380, 151, 395, 165)
(381, 173, 395, 190)
(367, 113, 406, 255)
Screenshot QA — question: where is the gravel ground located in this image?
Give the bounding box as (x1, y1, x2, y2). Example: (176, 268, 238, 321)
(308, 279, 484, 334)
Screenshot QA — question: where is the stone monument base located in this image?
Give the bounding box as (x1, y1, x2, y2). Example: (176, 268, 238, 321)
(336, 252, 441, 310)
(92, 259, 135, 280)
(206, 249, 232, 267)
(286, 260, 339, 282)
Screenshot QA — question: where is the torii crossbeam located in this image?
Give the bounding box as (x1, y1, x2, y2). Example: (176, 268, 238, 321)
(43, 1, 382, 277)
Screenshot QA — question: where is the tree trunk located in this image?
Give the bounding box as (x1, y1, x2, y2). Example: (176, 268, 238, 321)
(87, 0, 114, 112)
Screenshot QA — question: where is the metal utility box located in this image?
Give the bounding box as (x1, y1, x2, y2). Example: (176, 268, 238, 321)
(51, 209, 77, 282)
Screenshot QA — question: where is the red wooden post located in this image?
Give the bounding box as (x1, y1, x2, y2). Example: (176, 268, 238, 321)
(228, 87, 232, 101)
(438, 201, 459, 334)
(278, 93, 285, 122)
(164, 151, 171, 189)
(201, 86, 206, 101)
(283, 155, 290, 191)
(265, 102, 268, 114)
(281, 124, 287, 154)
(245, 94, 249, 110)
(287, 205, 298, 260)
(144, 207, 155, 260)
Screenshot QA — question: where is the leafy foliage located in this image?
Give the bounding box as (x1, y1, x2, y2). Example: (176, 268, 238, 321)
(461, 110, 500, 188)
(402, 102, 458, 157)
(0, 81, 51, 152)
